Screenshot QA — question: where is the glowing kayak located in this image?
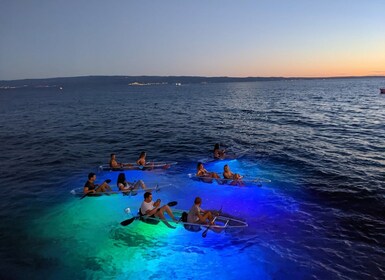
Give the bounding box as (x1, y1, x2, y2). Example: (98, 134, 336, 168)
(121, 208, 248, 234)
(187, 173, 271, 187)
(70, 184, 168, 197)
(98, 161, 177, 171)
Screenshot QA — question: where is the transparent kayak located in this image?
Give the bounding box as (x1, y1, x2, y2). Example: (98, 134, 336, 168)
(187, 173, 271, 187)
(98, 161, 177, 171)
(121, 207, 248, 234)
(70, 184, 168, 197)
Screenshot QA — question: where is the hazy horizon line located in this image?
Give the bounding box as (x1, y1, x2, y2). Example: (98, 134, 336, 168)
(2, 74, 385, 83)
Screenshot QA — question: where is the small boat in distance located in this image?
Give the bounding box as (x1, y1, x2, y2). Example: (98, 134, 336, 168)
(380, 88, 385, 94)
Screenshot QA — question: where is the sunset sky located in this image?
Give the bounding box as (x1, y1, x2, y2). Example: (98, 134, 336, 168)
(1, 0, 385, 80)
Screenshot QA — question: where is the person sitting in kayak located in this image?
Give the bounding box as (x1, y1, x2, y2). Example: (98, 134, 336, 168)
(213, 143, 226, 159)
(223, 164, 244, 186)
(187, 197, 216, 225)
(140, 192, 178, 222)
(136, 151, 155, 170)
(116, 173, 147, 194)
(109, 153, 132, 169)
(83, 172, 112, 194)
(196, 162, 220, 180)
(136, 151, 146, 166)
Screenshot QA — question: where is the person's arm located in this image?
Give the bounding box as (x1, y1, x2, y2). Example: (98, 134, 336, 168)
(146, 200, 161, 216)
(198, 170, 208, 176)
(118, 183, 125, 190)
(83, 181, 96, 194)
(197, 209, 208, 222)
(84, 186, 97, 194)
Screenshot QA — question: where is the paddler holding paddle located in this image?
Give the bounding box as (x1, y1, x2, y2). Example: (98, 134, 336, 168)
(187, 197, 216, 225)
(140, 192, 178, 223)
(83, 172, 112, 194)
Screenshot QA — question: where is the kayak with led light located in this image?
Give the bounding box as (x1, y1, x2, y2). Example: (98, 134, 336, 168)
(187, 173, 271, 186)
(98, 161, 177, 171)
(120, 207, 248, 236)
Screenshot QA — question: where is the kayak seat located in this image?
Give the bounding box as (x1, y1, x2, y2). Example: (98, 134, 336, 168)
(181, 211, 201, 232)
(138, 209, 160, 225)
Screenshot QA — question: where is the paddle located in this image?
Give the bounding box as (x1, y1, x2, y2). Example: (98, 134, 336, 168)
(202, 217, 218, 238)
(120, 216, 136, 226)
(202, 206, 222, 238)
(120, 201, 178, 226)
(80, 179, 111, 200)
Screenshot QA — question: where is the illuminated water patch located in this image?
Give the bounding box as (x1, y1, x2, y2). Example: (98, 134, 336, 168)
(26, 160, 310, 279)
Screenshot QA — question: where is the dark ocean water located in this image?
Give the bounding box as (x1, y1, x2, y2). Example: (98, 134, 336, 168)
(0, 77, 384, 279)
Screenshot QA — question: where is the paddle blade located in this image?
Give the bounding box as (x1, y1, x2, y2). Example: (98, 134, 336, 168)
(120, 217, 135, 226)
(202, 228, 209, 238)
(167, 201, 178, 207)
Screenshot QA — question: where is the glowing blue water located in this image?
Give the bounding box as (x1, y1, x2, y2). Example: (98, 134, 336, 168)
(0, 78, 384, 279)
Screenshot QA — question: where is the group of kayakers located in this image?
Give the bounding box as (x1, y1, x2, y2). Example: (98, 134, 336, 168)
(139, 192, 217, 227)
(196, 162, 243, 184)
(83, 144, 240, 227)
(198, 143, 244, 186)
(83, 172, 149, 196)
(109, 152, 148, 169)
(83, 152, 151, 195)
(83, 173, 218, 226)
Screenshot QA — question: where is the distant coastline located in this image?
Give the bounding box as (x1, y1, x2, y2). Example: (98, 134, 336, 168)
(0, 75, 384, 89)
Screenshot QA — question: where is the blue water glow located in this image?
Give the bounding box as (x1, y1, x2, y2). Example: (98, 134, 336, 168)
(0, 77, 384, 279)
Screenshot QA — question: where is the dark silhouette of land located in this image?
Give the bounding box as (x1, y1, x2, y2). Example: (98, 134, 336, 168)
(0, 75, 384, 89)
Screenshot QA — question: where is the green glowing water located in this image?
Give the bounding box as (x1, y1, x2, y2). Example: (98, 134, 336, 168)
(27, 194, 271, 279)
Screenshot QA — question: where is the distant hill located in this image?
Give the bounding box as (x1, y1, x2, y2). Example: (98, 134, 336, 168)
(0, 75, 384, 89)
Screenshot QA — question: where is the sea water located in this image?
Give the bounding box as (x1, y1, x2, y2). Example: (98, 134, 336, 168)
(0, 77, 384, 279)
